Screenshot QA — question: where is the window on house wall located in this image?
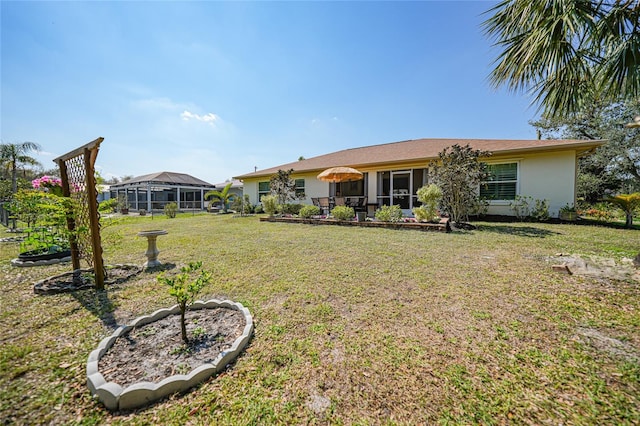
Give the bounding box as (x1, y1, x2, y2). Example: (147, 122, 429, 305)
(334, 178, 365, 197)
(294, 179, 305, 197)
(258, 181, 270, 201)
(480, 163, 518, 200)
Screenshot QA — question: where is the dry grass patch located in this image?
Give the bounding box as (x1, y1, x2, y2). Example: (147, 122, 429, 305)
(0, 213, 638, 424)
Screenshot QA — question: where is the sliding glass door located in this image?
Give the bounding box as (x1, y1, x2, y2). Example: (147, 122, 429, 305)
(391, 171, 411, 209)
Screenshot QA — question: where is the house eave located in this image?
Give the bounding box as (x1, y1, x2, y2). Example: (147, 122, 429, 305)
(234, 139, 607, 180)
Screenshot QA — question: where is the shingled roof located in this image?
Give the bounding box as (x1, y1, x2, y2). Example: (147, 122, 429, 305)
(234, 138, 605, 180)
(113, 171, 214, 187)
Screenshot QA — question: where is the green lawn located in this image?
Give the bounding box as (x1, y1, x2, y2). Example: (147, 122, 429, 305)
(1, 213, 638, 425)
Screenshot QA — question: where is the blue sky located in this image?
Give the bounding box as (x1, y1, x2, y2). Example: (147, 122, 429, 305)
(1, 1, 539, 185)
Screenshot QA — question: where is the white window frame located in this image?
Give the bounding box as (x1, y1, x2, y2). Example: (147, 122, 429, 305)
(481, 161, 520, 205)
(258, 181, 270, 201)
(294, 178, 305, 197)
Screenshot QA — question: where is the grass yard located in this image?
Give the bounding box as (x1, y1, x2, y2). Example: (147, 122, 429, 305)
(1, 213, 639, 425)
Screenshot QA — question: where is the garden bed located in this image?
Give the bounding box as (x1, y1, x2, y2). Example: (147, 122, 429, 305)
(260, 216, 451, 232)
(33, 264, 142, 294)
(87, 299, 253, 411)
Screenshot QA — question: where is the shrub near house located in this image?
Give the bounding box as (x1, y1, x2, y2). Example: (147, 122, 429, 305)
(299, 205, 321, 218)
(331, 206, 355, 220)
(375, 205, 404, 222)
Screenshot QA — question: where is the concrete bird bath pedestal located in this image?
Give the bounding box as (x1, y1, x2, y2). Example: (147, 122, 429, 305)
(138, 230, 168, 269)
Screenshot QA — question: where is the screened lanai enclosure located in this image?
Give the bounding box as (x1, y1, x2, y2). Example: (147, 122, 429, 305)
(109, 171, 215, 212)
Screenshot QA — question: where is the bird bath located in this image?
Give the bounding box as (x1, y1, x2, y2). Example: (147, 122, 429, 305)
(137, 230, 168, 269)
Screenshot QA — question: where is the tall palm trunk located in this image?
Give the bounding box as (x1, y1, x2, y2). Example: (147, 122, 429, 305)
(11, 159, 18, 194)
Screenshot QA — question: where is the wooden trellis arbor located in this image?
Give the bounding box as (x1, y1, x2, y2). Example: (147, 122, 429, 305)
(53, 137, 106, 289)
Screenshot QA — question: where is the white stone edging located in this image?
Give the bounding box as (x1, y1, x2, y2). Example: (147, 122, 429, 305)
(11, 256, 71, 267)
(86, 299, 253, 411)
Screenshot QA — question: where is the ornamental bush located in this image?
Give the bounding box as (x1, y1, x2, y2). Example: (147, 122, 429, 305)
(413, 184, 442, 222)
(230, 194, 253, 214)
(375, 205, 404, 222)
(299, 205, 321, 218)
(281, 203, 304, 215)
(331, 205, 355, 220)
(510, 195, 549, 221)
(31, 175, 63, 197)
(164, 202, 178, 218)
(261, 195, 278, 216)
(99, 198, 118, 213)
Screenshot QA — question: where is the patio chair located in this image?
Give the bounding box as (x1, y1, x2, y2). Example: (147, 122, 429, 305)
(311, 198, 320, 207)
(318, 197, 330, 215)
(354, 197, 367, 212)
(334, 197, 345, 206)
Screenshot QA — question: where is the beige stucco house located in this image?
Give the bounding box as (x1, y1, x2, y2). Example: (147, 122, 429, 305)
(234, 138, 605, 217)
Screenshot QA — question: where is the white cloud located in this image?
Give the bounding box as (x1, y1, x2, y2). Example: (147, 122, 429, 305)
(36, 150, 56, 158)
(132, 97, 186, 111)
(181, 110, 219, 125)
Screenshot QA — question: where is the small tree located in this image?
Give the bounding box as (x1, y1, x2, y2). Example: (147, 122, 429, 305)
(606, 193, 640, 228)
(429, 144, 490, 224)
(117, 193, 129, 213)
(270, 169, 303, 206)
(158, 262, 212, 345)
(412, 184, 442, 222)
(205, 182, 236, 213)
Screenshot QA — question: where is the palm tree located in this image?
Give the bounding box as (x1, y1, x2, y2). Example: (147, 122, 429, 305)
(606, 193, 640, 228)
(205, 182, 236, 213)
(483, 0, 639, 118)
(0, 142, 42, 194)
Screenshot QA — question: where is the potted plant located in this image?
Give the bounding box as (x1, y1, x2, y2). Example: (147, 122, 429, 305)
(559, 204, 578, 221)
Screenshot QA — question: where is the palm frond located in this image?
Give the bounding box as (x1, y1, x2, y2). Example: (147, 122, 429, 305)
(483, 0, 639, 118)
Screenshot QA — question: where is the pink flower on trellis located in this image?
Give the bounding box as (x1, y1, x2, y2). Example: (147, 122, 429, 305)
(32, 175, 64, 196)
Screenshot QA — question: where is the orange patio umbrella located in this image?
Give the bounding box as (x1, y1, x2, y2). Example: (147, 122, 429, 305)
(317, 166, 363, 183)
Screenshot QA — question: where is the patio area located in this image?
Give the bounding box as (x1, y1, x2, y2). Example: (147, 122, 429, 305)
(260, 215, 451, 232)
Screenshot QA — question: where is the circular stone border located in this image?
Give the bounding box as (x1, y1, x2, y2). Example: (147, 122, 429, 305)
(11, 255, 71, 267)
(0, 236, 24, 243)
(86, 299, 254, 411)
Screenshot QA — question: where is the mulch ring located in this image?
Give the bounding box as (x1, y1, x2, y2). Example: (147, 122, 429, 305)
(34, 264, 142, 295)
